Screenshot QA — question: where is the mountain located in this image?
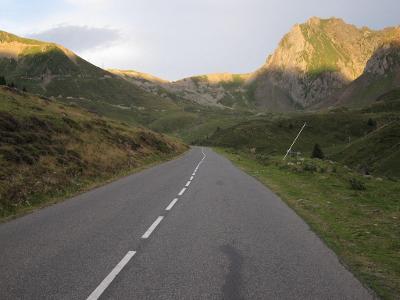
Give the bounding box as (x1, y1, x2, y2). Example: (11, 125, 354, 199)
(0, 30, 181, 111)
(2, 18, 400, 120)
(250, 17, 400, 110)
(110, 18, 400, 112)
(323, 42, 400, 108)
(110, 69, 253, 109)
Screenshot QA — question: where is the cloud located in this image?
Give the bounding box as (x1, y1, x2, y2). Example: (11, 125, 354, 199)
(28, 25, 120, 52)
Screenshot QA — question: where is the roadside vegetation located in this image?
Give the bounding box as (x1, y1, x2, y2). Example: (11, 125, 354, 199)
(217, 148, 400, 299)
(203, 94, 400, 299)
(0, 86, 187, 220)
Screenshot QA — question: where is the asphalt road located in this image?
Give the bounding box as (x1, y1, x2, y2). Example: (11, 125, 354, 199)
(0, 147, 373, 299)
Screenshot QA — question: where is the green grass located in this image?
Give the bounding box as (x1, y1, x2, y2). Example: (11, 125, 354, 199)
(217, 148, 400, 299)
(202, 102, 400, 178)
(332, 122, 400, 178)
(300, 22, 342, 76)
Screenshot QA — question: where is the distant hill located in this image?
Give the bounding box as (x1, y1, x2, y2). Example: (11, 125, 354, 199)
(0, 30, 181, 111)
(110, 69, 253, 109)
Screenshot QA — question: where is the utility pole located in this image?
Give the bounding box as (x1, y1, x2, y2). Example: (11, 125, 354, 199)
(283, 122, 307, 160)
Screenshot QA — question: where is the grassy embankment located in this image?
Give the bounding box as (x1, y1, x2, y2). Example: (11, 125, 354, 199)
(0, 86, 187, 221)
(216, 149, 400, 299)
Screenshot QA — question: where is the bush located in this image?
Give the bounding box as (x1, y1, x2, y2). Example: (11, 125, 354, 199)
(303, 161, 318, 172)
(0, 76, 6, 86)
(255, 153, 270, 165)
(349, 178, 366, 191)
(311, 143, 324, 159)
(367, 118, 377, 127)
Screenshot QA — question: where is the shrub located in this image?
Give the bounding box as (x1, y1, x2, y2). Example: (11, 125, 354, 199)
(349, 178, 366, 191)
(311, 143, 324, 159)
(0, 76, 6, 86)
(303, 161, 318, 172)
(255, 153, 270, 165)
(367, 118, 377, 127)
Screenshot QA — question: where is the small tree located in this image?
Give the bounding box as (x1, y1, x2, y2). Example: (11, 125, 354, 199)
(367, 118, 376, 127)
(311, 143, 324, 159)
(22, 86, 27, 92)
(0, 76, 6, 85)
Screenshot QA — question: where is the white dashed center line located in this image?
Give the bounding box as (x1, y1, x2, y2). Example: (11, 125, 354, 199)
(87, 148, 207, 299)
(142, 216, 164, 239)
(165, 198, 179, 211)
(86, 251, 136, 300)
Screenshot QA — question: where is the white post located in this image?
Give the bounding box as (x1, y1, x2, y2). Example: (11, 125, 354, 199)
(283, 122, 307, 160)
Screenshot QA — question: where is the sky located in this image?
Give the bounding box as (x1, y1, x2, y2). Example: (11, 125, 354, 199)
(0, 0, 399, 80)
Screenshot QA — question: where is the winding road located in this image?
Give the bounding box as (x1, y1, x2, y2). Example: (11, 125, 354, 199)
(0, 147, 372, 299)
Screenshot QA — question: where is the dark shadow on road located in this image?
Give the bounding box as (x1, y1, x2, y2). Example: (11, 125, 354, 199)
(220, 244, 244, 300)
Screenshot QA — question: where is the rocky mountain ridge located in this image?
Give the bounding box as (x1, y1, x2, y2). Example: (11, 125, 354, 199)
(1, 17, 400, 113)
(112, 17, 400, 111)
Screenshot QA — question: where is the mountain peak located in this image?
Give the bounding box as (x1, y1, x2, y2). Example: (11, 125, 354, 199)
(0, 30, 77, 63)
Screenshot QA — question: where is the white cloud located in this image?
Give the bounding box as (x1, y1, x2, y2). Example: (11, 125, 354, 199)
(80, 40, 143, 70)
(28, 25, 121, 52)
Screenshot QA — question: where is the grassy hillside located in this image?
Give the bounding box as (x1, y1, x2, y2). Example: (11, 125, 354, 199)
(0, 86, 187, 220)
(202, 99, 400, 177)
(332, 122, 400, 177)
(0, 30, 183, 112)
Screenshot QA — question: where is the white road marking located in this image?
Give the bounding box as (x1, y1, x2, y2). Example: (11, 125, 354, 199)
(86, 251, 136, 300)
(165, 198, 178, 211)
(88, 148, 207, 300)
(142, 216, 164, 239)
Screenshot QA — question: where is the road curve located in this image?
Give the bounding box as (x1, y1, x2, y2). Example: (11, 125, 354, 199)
(0, 147, 372, 299)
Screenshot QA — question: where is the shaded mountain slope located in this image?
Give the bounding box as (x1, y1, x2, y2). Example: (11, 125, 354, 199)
(324, 42, 400, 109)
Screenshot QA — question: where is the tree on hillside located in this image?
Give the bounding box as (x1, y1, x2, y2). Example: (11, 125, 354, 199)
(0, 76, 6, 85)
(311, 143, 324, 159)
(367, 118, 377, 127)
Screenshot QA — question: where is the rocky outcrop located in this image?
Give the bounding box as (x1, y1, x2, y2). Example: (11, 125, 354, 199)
(324, 42, 400, 108)
(251, 18, 400, 109)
